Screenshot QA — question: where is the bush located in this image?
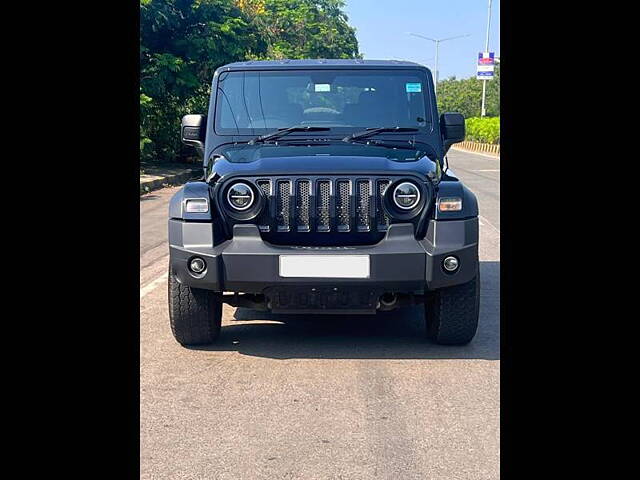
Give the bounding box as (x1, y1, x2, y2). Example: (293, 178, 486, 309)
(465, 117, 500, 144)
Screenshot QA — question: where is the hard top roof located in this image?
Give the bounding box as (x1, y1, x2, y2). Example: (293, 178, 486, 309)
(216, 59, 429, 73)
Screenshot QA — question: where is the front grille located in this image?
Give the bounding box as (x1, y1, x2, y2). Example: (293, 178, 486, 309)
(254, 176, 390, 234)
(221, 175, 415, 245)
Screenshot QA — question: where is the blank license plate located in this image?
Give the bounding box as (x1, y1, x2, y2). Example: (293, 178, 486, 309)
(279, 255, 370, 279)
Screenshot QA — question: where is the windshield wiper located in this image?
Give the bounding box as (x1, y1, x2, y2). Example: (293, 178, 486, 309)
(346, 139, 418, 150)
(348, 137, 435, 154)
(343, 126, 419, 142)
(249, 126, 330, 144)
(342, 137, 438, 159)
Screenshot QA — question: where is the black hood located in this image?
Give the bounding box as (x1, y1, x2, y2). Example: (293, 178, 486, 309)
(210, 154, 438, 180)
(208, 143, 439, 181)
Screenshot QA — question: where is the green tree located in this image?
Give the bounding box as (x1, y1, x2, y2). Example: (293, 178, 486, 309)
(248, 0, 360, 59)
(140, 0, 265, 162)
(436, 63, 500, 118)
(140, 0, 360, 163)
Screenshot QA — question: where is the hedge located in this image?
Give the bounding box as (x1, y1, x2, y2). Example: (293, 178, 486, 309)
(465, 117, 500, 144)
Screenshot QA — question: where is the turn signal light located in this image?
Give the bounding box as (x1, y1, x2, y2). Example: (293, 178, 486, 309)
(185, 198, 209, 213)
(438, 197, 462, 212)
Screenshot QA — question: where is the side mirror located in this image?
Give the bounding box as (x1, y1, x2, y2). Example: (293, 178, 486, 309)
(440, 112, 465, 154)
(181, 114, 207, 158)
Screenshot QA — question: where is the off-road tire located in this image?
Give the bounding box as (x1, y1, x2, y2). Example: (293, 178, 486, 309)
(168, 270, 222, 346)
(425, 268, 480, 345)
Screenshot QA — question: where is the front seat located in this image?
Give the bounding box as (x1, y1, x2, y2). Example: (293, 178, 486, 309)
(258, 90, 303, 127)
(343, 90, 391, 126)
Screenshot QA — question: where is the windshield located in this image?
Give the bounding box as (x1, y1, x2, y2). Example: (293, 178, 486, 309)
(214, 69, 431, 135)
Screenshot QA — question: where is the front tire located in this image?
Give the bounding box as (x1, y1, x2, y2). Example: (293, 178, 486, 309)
(168, 269, 222, 346)
(425, 269, 480, 345)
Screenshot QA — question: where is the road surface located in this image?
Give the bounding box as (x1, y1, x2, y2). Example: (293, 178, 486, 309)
(140, 148, 500, 479)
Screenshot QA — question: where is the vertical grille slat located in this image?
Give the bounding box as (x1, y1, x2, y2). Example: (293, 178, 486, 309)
(317, 180, 331, 232)
(296, 180, 311, 232)
(336, 180, 351, 232)
(276, 180, 291, 232)
(257, 180, 272, 196)
(377, 180, 391, 231)
(256, 180, 272, 232)
(356, 180, 371, 232)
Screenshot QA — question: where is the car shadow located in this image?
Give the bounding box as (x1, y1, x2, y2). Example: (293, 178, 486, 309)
(189, 261, 499, 360)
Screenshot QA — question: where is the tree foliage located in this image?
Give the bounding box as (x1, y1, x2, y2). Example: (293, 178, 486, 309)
(140, 0, 360, 162)
(436, 64, 500, 119)
(249, 0, 360, 59)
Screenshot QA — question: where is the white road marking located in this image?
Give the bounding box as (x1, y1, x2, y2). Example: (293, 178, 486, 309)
(479, 215, 501, 234)
(140, 272, 168, 299)
(475, 169, 500, 172)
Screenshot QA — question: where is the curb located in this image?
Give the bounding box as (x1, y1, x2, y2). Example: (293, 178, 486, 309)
(140, 169, 201, 195)
(453, 141, 500, 157)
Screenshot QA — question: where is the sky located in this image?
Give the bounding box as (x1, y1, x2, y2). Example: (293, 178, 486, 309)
(343, 0, 500, 80)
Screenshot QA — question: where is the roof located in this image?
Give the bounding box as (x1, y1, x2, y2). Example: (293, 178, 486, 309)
(217, 59, 429, 72)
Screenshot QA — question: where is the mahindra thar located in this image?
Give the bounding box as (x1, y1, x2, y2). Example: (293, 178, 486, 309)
(168, 59, 479, 346)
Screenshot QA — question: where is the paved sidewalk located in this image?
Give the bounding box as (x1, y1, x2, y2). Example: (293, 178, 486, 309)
(140, 163, 202, 194)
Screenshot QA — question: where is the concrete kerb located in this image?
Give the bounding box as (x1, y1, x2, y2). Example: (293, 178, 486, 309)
(453, 141, 500, 158)
(140, 169, 201, 195)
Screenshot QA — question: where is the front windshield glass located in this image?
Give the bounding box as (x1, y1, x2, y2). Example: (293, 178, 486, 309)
(214, 69, 430, 135)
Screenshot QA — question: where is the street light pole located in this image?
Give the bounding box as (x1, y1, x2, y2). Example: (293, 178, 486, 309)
(434, 40, 439, 93)
(408, 32, 471, 96)
(481, 0, 493, 117)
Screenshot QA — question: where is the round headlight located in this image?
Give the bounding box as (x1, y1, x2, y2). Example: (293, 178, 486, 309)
(227, 182, 254, 211)
(392, 182, 421, 210)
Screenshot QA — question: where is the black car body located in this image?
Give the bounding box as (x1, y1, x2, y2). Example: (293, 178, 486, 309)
(168, 59, 480, 346)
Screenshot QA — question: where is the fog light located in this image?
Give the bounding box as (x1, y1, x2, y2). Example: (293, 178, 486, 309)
(443, 256, 459, 272)
(189, 257, 206, 274)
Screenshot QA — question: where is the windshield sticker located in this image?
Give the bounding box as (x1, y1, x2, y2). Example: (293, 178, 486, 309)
(314, 83, 331, 92)
(405, 82, 422, 93)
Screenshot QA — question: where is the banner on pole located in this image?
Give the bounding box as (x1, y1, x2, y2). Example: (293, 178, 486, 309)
(477, 52, 495, 80)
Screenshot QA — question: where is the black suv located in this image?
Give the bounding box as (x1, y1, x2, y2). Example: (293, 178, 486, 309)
(168, 59, 479, 346)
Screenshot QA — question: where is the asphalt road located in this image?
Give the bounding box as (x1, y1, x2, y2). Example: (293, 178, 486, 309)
(140, 148, 500, 480)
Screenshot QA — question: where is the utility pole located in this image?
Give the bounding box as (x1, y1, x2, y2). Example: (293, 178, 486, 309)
(481, 0, 492, 117)
(408, 32, 471, 95)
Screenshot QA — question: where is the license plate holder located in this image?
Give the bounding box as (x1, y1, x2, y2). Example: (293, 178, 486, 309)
(279, 255, 370, 279)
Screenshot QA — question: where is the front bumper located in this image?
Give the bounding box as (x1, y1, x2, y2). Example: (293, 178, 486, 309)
(169, 218, 479, 296)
